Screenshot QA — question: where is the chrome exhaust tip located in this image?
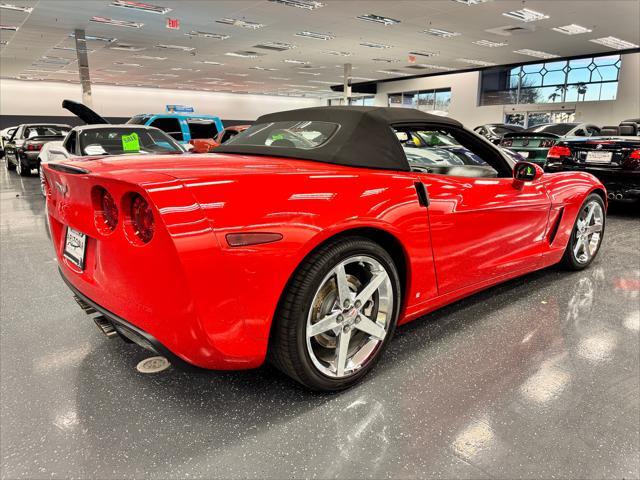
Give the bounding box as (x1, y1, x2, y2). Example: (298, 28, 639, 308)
(608, 193, 615, 199)
(93, 315, 118, 338)
(615, 193, 624, 200)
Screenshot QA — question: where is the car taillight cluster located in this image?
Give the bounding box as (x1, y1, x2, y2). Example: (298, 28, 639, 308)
(547, 145, 571, 159)
(26, 144, 42, 151)
(629, 149, 640, 160)
(501, 139, 513, 147)
(93, 187, 154, 244)
(540, 139, 555, 148)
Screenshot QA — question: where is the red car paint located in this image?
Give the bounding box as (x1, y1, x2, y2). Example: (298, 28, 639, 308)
(43, 153, 605, 370)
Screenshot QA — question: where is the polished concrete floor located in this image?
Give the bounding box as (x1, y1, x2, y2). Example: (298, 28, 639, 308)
(1, 163, 639, 480)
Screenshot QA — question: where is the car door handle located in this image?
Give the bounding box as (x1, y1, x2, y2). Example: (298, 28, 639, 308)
(414, 182, 429, 207)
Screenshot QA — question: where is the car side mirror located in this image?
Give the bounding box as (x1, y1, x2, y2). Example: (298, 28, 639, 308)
(513, 161, 543, 188)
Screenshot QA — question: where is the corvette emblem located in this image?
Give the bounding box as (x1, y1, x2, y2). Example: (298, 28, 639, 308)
(596, 144, 603, 150)
(55, 181, 67, 196)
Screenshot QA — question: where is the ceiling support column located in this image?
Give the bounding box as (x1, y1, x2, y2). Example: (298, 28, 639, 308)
(74, 29, 93, 107)
(343, 63, 352, 105)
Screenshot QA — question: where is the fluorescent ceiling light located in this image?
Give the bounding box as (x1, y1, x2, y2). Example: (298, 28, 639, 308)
(283, 59, 309, 64)
(110, 0, 170, 14)
(308, 80, 337, 84)
(356, 13, 400, 26)
(226, 72, 249, 77)
(376, 69, 410, 76)
(286, 84, 318, 88)
(216, 18, 264, 29)
(360, 41, 392, 48)
(298, 71, 321, 76)
(422, 28, 461, 38)
(0, 3, 33, 13)
(268, 0, 325, 10)
(457, 58, 496, 66)
(101, 69, 127, 74)
(198, 60, 224, 65)
(133, 55, 167, 60)
(409, 50, 439, 57)
(113, 62, 142, 67)
(225, 51, 262, 58)
(171, 67, 200, 72)
(322, 50, 352, 56)
(254, 41, 296, 51)
(513, 48, 559, 59)
(90, 16, 144, 28)
(70, 33, 116, 43)
(502, 8, 549, 22)
(270, 76, 291, 80)
(0, 25, 19, 31)
(372, 57, 399, 63)
(246, 80, 265, 84)
(407, 64, 454, 70)
(473, 39, 507, 47)
(0, 40, 8, 45)
(151, 73, 179, 77)
(110, 44, 146, 52)
(156, 44, 196, 52)
(53, 46, 95, 53)
(249, 66, 278, 71)
(295, 31, 334, 40)
(184, 31, 230, 40)
(452, 0, 492, 4)
(551, 24, 592, 35)
(589, 36, 639, 49)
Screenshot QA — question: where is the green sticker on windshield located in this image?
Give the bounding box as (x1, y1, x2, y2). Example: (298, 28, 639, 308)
(527, 166, 534, 175)
(122, 132, 140, 152)
(271, 134, 284, 141)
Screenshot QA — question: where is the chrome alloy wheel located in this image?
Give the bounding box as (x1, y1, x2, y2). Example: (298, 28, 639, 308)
(306, 255, 394, 378)
(573, 200, 604, 264)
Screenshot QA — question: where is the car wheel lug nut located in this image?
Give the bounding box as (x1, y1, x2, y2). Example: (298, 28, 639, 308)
(343, 299, 350, 308)
(343, 325, 351, 333)
(354, 300, 361, 308)
(337, 314, 343, 323)
(355, 316, 361, 323)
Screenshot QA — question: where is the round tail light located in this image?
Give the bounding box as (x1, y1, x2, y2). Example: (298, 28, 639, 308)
(101, 190, 119, 231)
(130, 194, 154, 243)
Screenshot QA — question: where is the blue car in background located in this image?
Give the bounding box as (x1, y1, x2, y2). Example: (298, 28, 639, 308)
(127, 113, 224, 144)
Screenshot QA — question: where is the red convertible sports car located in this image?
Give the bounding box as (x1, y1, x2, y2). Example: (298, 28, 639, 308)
(43, 107, 607, 390)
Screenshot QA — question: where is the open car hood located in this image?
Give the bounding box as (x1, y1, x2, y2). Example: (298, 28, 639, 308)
(62, 99, 109, 125)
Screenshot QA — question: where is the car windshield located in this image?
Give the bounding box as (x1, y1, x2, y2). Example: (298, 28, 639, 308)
(224, 121, 339, 149)
(25, 125, 69, 138)
(527, 124, 577, 135)
(79, 128, 183, 156)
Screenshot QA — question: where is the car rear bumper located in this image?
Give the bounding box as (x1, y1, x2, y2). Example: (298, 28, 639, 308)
(546, 163, 640, 198)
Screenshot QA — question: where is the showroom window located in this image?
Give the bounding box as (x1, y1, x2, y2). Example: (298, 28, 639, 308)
(387, 88, 451, 113)
(328, 96, 375, 106)
(480, 54, 621, 106)
(505, 110, 576, 128)
(149, 117, 183, 141)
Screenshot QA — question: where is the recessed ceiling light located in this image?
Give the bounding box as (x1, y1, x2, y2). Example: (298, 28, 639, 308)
(227, 72, 249, 77)
(589, 36, 639, 49)
(360, 41, 392, 48)
(372, 57, 399, 63)
(0, 40, 8, 45)
(356, 14, 400, 26)
(269, 0, 324, 10)
(409, 50, 439, 57)
(225, 50, 263, 58)
(156, 44, 196, 52)
(110, 44, 146, 52)
(513, 48, 559, 59)
(254, 41, 296, 51)
(457, 58, 496, 66)
(473, 39, 508, 47)
(246, 80, 265, 84)
(114, 62, 142, 67)
(452, 0, 491, 5)
(551, 24, 592, 35)
(295, 31, 334, 40)
(198, 60, 224, 65)
(90, 16, 144, 28)
(0, 3, 33, 13)
(0, 25, 19, 31)
(249, 66, 278, 71)
(184, 31, 230, 40)
(322, 50, 352, 56)
(502, 8, 549, 22)
(110, 0, 171, 14)
(422, 28, 461, 38)
(216, 18, 264, 29)
(133, 54, 167, 60)
(70, 33, 116, 43)
(284, 59, 309, 65)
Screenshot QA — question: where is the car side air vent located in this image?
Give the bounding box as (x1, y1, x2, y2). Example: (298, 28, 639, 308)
(548, 207, 564, 244)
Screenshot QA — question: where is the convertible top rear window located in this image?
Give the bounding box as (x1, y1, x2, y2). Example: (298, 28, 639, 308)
(225, 121, 339, 150)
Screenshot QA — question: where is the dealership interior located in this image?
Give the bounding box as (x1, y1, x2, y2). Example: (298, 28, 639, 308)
(1, 1, 639, 479)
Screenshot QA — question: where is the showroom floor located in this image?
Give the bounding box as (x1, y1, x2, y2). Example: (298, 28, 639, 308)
(1, 164, 638, 480)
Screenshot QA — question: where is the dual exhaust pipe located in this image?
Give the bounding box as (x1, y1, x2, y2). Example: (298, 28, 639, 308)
(607, 192, 624, 200)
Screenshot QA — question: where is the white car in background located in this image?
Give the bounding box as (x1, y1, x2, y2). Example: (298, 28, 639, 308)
(0, 126, 18, 158)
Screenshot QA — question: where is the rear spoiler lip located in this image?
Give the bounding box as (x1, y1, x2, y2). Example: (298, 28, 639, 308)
(47, 163, 90, 175)
(502, 131, 561, 139)
(24, 135, 66, 142)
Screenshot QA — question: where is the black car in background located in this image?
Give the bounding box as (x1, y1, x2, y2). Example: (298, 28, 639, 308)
(545, 120, 640, 201)
(474, 123, 523, 144)
(3, 124, 71, 176)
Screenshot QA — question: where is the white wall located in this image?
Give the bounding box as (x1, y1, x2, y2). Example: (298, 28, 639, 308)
(374, 52, 640, 128)
(0, 79, 322, 120)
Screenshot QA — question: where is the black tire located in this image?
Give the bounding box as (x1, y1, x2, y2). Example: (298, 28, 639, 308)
(560, 193, 606, 270)
(269, 236, 401, 391)
(5, 156, 15, 171)
(16, 156, 30, 176)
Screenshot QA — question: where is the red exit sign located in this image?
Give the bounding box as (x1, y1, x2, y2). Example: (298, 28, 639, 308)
(166, 18, 179, 30)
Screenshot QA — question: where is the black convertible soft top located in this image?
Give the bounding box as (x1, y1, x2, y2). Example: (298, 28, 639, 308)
(214, 106, 463, 171)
